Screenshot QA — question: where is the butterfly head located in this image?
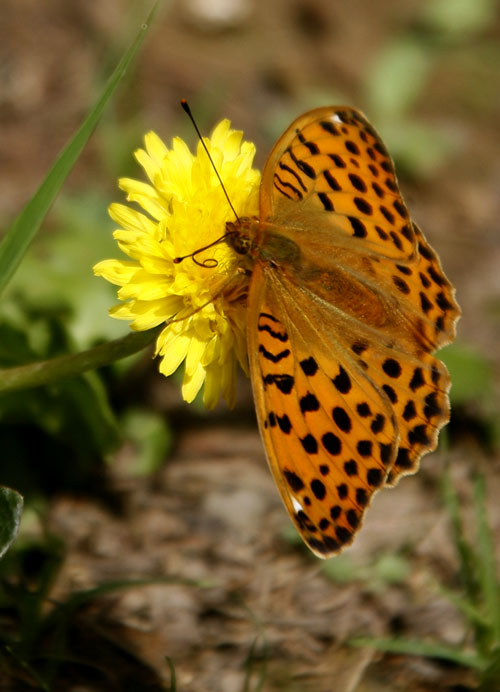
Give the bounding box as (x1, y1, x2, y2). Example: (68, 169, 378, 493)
(225, 217, 256, 256)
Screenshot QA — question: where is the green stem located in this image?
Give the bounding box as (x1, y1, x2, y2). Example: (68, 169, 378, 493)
(0, 327, 161, 393)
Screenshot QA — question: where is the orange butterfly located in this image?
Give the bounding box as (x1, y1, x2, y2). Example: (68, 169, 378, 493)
(225, 107, 460, 557)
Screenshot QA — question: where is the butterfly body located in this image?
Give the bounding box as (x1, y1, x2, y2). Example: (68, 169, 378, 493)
(225, 106, 460, 557)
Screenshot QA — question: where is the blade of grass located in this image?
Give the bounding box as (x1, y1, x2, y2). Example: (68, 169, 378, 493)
(480, 648, 500, 692)
(4, 646, 52, 692)
(242, 636, 268, 692)
(165, 657, 177, 692)
(0, 488, 23, 559)
(474, 475, 500, 646)
(442, 471, 478, 601)
(51, 575, 215, 612)
(350, 636, 486, 670)
(436, 582, 490, 629)
(0, 326, 162, 393)
(0, 1, 161, 297)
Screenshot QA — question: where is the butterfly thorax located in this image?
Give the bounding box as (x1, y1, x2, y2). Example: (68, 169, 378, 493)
(226, 217, 301, 271)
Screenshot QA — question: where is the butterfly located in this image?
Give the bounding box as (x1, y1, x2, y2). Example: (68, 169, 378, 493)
(225, 107, 460, 558)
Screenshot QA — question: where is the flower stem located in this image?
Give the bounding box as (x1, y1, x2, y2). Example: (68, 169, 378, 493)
(0, 327, 162, 393)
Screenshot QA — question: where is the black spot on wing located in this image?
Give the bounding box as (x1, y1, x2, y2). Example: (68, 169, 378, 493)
(318, 192, 334, 211)
(324, 170, 342, 191)
(300, 434, 318, 453)
(300, 393, 320, 413)
(259, 344, 290, 363)
(348, 216, 367, 238)
(263, 373, 294, 394)
(288, 147, 316, 179)
(284, 470, 304, 492)
(297, 131, 320, 155)
(332, 407, 352, 432)
(273, 174, 303, 200)
(320, 121, 340, 136)
(277, 414, 292, 433)
(311, 479, 326, 500)
(300, 357, 318, 376)
(258, 315, 288, 342)
(278, 162, 307, 192)
(332, 366, 351, 394)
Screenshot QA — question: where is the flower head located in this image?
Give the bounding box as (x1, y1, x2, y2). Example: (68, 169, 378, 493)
(94, 120, 261, 408)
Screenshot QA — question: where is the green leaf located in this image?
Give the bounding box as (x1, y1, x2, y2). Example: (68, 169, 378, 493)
(0, 1, 160, 297)
(57, 371, 121, 457)
(0, 487, 23, 559)
(0, 374, 120, 492)
(1, 191, 126, 349)
(121, 408, 172, 476)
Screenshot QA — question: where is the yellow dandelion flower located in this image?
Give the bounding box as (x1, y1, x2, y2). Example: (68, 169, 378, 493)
(94, 120, 261, 409)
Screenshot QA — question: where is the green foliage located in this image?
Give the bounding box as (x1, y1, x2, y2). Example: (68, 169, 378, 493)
(0, 536, 65, 690)
(0, 3, 162, 554)
(0, 6, 158, 298)
(350, 474, 500, 690)
(0, 12, 175, 683)
(444, 476, 500, 666)
(0, 308, 120, 498)
(121, 408, 173, 476)
(4, 192, 125, 346)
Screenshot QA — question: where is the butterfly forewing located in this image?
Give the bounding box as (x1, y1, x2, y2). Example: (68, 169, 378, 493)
(260, 107, 418, 262)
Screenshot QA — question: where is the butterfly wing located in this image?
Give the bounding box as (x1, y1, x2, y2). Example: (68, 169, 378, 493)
(247, 263, 398, 557)
(246, 107, 460, 556)
(260, 106, 418, 262)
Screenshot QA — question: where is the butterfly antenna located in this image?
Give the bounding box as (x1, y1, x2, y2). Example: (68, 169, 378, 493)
(180, 99, 240, 223)
(173, 233, 227, 266)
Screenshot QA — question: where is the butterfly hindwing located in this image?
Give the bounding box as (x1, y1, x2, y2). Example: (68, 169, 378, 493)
(247, 264, 399, 557)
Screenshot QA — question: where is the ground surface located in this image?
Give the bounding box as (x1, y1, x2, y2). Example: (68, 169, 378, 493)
(1, 0, 500, 690)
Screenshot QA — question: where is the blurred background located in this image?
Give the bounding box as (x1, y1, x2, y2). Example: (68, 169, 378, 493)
(1, 0, 499, 690)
